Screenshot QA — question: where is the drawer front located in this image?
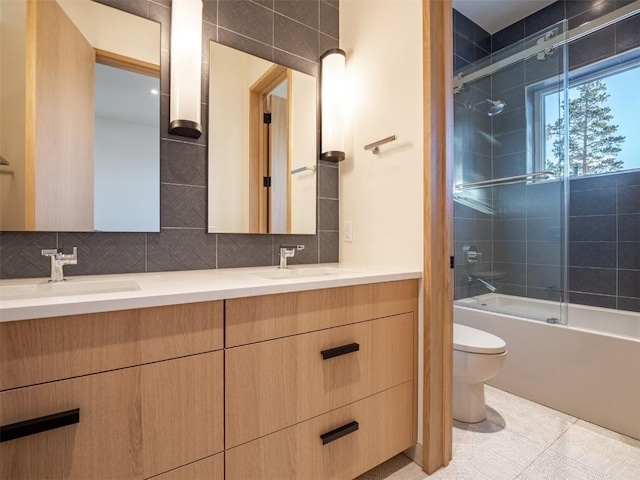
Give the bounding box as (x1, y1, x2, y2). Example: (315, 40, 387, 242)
(226, 381, 413, 480)
(149, 453, 224, 480)
(225, 280, 418, 347)
(0, 301, 223, 391)
(226, 313, 414, 448)
(0, 352, 223, 479)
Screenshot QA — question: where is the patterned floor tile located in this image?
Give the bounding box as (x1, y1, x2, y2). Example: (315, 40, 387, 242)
(485, 385, 577, 447)
(517, 450, 616, 480)
(549, 421, 640, 479)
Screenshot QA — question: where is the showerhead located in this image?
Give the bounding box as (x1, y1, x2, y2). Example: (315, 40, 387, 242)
(486, 99, 506, 116)
(464, 98, 507, 116)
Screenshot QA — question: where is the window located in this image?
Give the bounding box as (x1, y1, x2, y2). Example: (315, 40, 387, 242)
(533, 57, 640, 177)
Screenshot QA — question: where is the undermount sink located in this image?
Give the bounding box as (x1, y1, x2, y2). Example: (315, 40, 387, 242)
(252, 267, 359, 280)
(0, 279, 141, 301)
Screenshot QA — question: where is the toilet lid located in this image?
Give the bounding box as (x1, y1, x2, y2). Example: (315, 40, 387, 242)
(453, 324, 507, 354)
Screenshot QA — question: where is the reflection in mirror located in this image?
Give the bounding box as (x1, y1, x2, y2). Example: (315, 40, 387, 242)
(0, 0, 160, 232)
(208, 41, 317, 235)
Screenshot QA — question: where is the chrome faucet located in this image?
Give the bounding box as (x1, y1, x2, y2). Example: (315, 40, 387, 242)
(41, 247, 78, 282)
(467, 275, 497, 293)
(279, 245, 303, 269)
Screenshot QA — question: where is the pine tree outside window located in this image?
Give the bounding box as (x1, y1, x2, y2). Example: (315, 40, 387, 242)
(533, 58, 640, 178)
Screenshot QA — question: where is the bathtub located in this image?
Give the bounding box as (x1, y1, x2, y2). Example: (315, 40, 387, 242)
(455, 294, 640, 440)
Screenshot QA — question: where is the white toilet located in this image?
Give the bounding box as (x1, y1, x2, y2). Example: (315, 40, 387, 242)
(453, 323, 507, 423)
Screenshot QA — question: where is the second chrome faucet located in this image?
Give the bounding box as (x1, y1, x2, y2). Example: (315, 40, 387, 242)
(278, 245, 304, 269)
(41, 247, 78, 282)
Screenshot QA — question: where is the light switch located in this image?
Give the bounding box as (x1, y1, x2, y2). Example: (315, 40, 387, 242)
(344, 221, 353, 243)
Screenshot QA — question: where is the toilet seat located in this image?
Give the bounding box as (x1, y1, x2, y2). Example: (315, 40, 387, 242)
(454, 324, 506, 355)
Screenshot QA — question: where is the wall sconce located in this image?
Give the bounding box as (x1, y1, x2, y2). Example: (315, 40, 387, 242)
(169, 0, 203, 139)
(320, 49, 346, 162)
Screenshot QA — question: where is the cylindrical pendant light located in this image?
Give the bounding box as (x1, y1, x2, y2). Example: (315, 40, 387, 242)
(320, 49, 346, 162)
(169, 0, 203, 139)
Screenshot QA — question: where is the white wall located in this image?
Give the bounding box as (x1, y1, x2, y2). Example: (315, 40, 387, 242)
(94, 117, 159, 232)
(339, 0, 424, 443)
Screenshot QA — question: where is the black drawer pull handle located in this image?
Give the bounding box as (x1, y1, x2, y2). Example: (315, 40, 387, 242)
(321, 420, 359, 445)
(0, 408, 80, 443)
(321, 342, 359, 360)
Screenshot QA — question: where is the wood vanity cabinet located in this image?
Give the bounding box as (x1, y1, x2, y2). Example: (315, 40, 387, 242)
(0, 279, 419, 479)
(0, 301, 225, 480)
(225, 279, 419, 479)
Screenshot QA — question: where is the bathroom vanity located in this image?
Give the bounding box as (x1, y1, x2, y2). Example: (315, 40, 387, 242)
(0, 265, 420, 479)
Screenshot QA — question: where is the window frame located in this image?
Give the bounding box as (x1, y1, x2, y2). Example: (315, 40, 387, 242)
(529, 52, 640, 177)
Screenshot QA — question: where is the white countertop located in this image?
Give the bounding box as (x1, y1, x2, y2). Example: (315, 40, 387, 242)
(0, 263, 422, 322)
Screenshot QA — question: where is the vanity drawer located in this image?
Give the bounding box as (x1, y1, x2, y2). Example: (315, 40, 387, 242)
(225, 279, 418, 347)
(0, 301, 223, 391)
(226, 313, 414, 448)
(226, 381, 413, 480)
(0, 352, 224, 479)
(150, 453, 224, 480)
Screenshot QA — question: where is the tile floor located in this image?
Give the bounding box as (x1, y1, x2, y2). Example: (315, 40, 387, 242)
(357, 385, 640, 480)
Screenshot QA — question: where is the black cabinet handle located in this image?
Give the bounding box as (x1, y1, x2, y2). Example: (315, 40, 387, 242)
(320, 420, 359, 445)
(0, 408, 80, 443)
(321, 342, 359, 360)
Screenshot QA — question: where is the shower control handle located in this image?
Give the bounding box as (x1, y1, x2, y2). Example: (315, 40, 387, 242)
(463, 245, 482, 264)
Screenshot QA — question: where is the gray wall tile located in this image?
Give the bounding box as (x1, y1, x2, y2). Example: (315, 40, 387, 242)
(319, 231, 339, 263)
(0, 232, 58, 279)
(318, 198, 339, 231)
(147, 229, 216, 271)
(318, 165, 338, 199)
(219, 0, 274, 45)
(319, 0, 338, 39)
(275, 1, 318, 30)
(275, 14, 318, 61)
(161, 184, 207, 228)
(218, 234, 273, 268)
(59, 233, 146, 275)
(160, 140, 207, 186)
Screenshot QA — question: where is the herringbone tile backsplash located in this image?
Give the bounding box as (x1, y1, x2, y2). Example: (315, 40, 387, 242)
(0, 0, 340, 279)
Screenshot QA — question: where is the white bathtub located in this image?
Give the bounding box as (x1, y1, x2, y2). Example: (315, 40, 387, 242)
(455, 294, 640, 440)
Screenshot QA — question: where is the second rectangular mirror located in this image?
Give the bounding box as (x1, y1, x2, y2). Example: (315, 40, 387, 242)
(208, 42, 317, 235)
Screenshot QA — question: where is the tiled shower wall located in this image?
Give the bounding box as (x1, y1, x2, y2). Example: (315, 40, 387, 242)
(454, 1, 640, 312)
(0, 0, 340, 279)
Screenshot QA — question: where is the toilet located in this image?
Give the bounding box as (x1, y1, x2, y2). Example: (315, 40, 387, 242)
(453, 323, 507, 423)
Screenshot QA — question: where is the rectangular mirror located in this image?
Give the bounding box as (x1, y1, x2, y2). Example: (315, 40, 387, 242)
(208, 41, 317, 235)
(0, 0, 160, 232)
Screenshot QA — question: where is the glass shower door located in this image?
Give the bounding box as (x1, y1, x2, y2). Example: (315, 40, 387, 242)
(453, 21, 568, 324)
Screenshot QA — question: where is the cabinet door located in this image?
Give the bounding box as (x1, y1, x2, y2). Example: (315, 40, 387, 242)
(226, 313, 414, 447)
(226, 381, 413, 480)
(0, 352, 223, 479)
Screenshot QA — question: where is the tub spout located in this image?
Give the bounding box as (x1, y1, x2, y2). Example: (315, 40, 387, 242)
(468, 275, 497, 293)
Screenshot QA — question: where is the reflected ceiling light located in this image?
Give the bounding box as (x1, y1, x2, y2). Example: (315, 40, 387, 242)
(150, 88, 159, 95)
(169, 0, 203, 139)
(320, 48, 346, 162)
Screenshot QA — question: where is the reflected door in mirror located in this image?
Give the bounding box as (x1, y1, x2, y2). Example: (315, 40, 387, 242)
(208, 42, 317, 235)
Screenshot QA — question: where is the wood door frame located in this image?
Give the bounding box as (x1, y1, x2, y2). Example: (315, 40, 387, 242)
(248, 64, 288, 233)
(95, 49, 160, 78)
(422, 0, 453, 474)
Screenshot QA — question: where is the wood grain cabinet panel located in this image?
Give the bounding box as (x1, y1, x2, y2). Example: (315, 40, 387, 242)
(225, 313, 414, 448)
(0, 301, 223, 391)
(225, 381, 414, 480)
(149, 453, 224, 480)
(0, 352, 223, 480)
(225, 279, 418, 347)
